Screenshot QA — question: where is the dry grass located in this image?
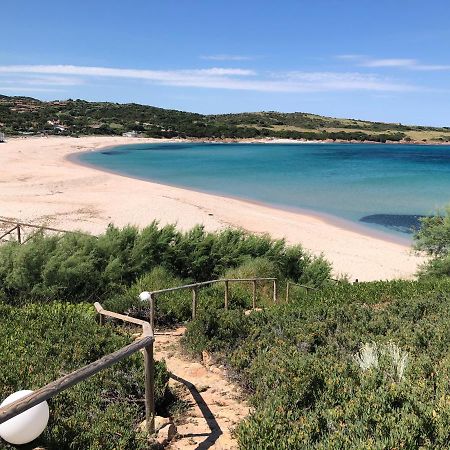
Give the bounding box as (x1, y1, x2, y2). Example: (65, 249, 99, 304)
(238, 123, 450, 142)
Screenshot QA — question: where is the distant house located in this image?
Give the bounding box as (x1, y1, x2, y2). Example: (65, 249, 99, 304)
(47, 120, 68, 133)
(122, 131, 139, 137)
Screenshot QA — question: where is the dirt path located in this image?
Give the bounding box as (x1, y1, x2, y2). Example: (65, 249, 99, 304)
(154, 327, 249, 449)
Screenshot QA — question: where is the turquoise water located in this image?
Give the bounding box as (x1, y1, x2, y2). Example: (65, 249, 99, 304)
(78, 142, 450, 238)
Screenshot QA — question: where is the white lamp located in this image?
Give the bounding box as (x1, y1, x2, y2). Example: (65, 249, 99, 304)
(139, 291, 151, 302)
(0, 390, 49, 445)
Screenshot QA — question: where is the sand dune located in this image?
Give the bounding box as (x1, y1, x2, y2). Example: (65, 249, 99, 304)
(0, 136, 425, 281)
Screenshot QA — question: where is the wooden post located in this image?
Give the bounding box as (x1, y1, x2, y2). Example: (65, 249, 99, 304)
(143, 342, 155, 434)
(286, 281, 290, 303)
(224, 280, 229, 310)
(99, 313, 104, 326)
(149, 293, 155, 331)
(17, 224, 21, 244)
(273, 280, 277, 303)
(252, 280, 257, 310)
(192, 287, 197, 319)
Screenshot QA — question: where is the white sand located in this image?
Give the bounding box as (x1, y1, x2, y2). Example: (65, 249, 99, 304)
(0, 136, 425, 281)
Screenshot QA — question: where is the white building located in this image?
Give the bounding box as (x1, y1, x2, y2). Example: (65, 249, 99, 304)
(122, 131, 139, 137)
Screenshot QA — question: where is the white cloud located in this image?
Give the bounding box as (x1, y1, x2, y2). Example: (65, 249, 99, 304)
(268, 71, 416, 92)
(416, 65, 450, 71)
(0, 64, 418, 93)
(0, 65, 254, 79)
(27, 76, 84, 86)
(192, 68, 255, 76)
(0, 86, 63, 92)
(363, 58, 450, 71)
(338, 55, 450, 71)
(363, 58, 417, 68)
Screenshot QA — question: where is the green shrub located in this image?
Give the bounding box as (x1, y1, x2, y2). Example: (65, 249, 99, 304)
(183, 308, 250, 355)
(414, 207, 450, 278)
(105, 266, 193, 325)
(0, 302, 169, 450)
(183, 279, 450, 449)
(0, 224, 332, 306)
(0, 235, 58, 303)
(222, 257, 279, 309)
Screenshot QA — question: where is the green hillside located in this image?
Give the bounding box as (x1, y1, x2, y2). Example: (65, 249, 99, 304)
(1, 94, 450, 143)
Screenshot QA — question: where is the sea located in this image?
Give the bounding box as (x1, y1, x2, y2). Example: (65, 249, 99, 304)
(77, 142, 450, 240)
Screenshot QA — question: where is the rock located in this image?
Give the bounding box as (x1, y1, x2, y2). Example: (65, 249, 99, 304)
(209, 365, 223, 375)
(155, 416, 170, 431)
(137, 419, 147, 433)
(244, 307, 263, 316)
(156, 423, 177, 445)
(137, 415, 170, 433)
(202, 350, 213, 366)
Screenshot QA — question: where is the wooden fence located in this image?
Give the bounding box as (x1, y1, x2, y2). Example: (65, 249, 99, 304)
(285, 280, 317, 302)
(0, 219, 91, 244)
(146, 277, 277, 326)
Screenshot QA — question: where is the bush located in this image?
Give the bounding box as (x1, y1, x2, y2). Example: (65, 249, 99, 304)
(183, 308, 251, 355)
(0, 222, 333, 447)
(414, 207, 450, 278)
(0, 302, 170, 450)
(183, 279, 450, 449)
(105, 266, 193, 325)
(222, 257, 279, 309)
(0, 224, 332, 306)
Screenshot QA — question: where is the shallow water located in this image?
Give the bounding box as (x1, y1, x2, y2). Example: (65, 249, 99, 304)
(78, 142, 450, 238)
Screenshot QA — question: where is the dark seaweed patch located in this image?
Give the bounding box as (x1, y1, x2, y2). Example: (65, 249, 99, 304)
(360, 214, 428, 234)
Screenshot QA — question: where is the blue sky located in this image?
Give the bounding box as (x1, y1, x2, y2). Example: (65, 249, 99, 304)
(1, 0, 450, 125)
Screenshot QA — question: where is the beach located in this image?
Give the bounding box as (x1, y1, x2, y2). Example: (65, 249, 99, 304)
(0, 136, 425, 281)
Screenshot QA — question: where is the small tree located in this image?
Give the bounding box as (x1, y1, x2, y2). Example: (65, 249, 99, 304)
(414, 207, 450, 278)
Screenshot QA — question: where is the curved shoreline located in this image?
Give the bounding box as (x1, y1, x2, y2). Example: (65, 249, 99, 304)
(0, 136, 425, 281)
(69, 145, 410, 247)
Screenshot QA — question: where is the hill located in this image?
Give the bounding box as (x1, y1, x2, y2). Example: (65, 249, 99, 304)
(1, 94, 450, 143)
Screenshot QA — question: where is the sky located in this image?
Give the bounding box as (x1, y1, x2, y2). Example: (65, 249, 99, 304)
(1, 0, 450, 126)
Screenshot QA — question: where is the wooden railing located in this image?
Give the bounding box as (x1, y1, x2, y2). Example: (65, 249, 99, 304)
(285, 281, 317, 302)
(0, 304, 156, 433)
(0, 219, 91, 244)
(146, 277, 277, 326)
(285, 278, 357, 302)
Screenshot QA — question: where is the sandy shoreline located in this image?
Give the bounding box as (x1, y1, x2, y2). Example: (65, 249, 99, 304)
(69, 144, 410, 248)
(0, 136, 425, 281)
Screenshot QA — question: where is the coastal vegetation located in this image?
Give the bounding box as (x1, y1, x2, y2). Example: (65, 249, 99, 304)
(2, 95, 450, 143)
(2, 211, 450, 448)
(414, 207, 450, 279)
(184, 279, 450, 449)
(0, 223, 330, 306)
(177, 210, 450, 449)
(0, 223, 330, 449)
